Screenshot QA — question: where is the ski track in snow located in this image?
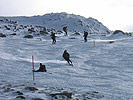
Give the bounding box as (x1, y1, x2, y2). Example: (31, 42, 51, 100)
(0, 32, 133, 99)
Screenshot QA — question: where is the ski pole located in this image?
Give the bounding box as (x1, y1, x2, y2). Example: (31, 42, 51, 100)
(93, 40, 95, 47)
(32, 55, 35, 80)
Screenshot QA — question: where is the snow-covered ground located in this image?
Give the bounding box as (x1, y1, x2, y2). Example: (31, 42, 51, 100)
(0, 13, 133, 100)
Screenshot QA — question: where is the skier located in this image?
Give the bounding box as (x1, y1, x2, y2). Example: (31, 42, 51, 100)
(63, 26, 67, 35)
(83, 31, 88, 42)
(51, 32, 56, 44)
(62, 50, 73, 66)
(34, 63, 47, 72)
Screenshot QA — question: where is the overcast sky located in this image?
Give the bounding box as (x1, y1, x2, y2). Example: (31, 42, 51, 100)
(0, 0, 133, 32)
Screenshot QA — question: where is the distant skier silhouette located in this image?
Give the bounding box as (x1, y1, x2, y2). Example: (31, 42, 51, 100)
(34, 63, 47, 72)
(83, 31, 88, 42)
(62, 50, 73, 66)
(63, 26, 67, 35)
(51, 32, 56, 44)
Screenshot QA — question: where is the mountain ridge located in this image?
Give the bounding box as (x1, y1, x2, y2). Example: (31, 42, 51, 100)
(0, 12, 111, 34)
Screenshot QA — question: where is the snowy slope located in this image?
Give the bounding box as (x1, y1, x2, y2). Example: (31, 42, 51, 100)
(0, 14, 133, 100)
(0, 12, 111, 34)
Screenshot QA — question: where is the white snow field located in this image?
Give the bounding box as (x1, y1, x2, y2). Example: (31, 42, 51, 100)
(0, 13, 133, 100)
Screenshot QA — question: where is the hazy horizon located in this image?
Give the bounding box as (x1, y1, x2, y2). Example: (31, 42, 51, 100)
(1, 0, 133, 32)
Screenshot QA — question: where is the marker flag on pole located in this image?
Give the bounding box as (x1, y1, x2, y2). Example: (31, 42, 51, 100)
(32, 55, 35, 80)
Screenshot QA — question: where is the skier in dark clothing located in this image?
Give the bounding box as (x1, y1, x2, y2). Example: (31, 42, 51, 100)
(62, 50, 73, 66)
(51, 32, 56, 44)
(63, 26, 67, 35)
(83, 31, 88, 42)
(34, 63, 47, 72)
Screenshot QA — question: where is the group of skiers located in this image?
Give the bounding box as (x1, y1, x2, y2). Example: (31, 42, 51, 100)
(34, 26, 88, 72)
(34, 50, 73, 72)
(50, 26, 68, 44)
(50, 26, 88, 44)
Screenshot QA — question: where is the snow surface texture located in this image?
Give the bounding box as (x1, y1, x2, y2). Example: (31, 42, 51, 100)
(0, 13, 133, 100)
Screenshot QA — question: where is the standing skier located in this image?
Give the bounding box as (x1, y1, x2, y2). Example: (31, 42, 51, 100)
(62, 50, 73, 66)
(51, 32, 56, 44)
(83, 31, 88, 42)
(63, 26, 67, 35)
